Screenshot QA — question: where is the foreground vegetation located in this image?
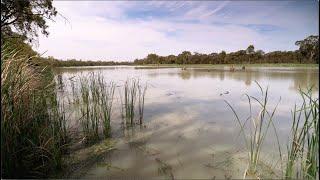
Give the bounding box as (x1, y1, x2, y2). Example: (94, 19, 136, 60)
(1, 46, 149, 177)
(285, 88, 319, 179)
(226, 83, 319, 179)
(1, 47, 68, 178)
(1, 0, 318, 178)
(61, 73, 148, 144)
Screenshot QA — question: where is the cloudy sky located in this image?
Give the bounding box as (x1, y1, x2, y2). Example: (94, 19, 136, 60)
(36, 1, 319, 61)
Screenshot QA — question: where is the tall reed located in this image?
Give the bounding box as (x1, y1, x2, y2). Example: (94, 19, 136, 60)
(79, 76, 99, 143)
(285, 87, 319, 179)
(78, 73, 116, 143)
(225, 82, 281, 178)
(1, 46, 68, 178)
(97, 76, 115, 138)
(138, 81, 148, 125)
(120, 78, 148, 126)
(123, 79, 138, 125)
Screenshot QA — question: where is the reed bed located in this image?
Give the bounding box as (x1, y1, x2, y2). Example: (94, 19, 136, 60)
(125, 79, 138, 125)
(78, 73, 115, 143)
(226, 82, 319, 179)
(98, 76, 115, 138)
(138, 80, 148, 125)
(120, 78, 148, 126)
(225, 81, 281, 178)
(1, 46, 68, 178)
(285, 87, 319, 179)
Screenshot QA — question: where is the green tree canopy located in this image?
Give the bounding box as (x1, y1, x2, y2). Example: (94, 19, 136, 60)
(295, 35, 319, 63)
(246, 45, 255, 54)
(1, 0, 57, 42)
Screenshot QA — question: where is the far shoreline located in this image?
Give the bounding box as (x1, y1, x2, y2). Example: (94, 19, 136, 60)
(55, 63, 319, 68)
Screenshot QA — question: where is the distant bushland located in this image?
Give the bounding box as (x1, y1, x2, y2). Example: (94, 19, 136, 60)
(134, 35, 319, 65)
(38, 35, 319, 67)
(38, 57, 132, 67)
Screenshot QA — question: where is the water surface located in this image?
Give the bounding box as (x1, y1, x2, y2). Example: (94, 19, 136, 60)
(56, 66, 319, 179)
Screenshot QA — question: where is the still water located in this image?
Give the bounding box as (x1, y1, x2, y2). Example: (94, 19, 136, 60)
(55, 66, 318, 179)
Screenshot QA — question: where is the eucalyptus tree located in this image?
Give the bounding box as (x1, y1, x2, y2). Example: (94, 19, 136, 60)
(246, 45, 255, 64)
(295, 35, 319, 63)
(1, 0, 57, 43)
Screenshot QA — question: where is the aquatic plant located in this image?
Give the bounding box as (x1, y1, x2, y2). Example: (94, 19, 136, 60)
(226, 82, 319, 179)
(138, 80, 148, 125)
(285, 87, 319, 179)
(122, 79, 138, 125)
(78, 73, 116, 142)
(1, 46, 68, 178)
(120, 78, 148, 126)
(97, 76, 115, 138)
(79, 77, 93, 143)
(155, 158, 174, 179)
(225, 81, 281, 178)
(79, 74, 99, 143)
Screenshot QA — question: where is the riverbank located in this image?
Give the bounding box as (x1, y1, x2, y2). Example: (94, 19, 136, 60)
(135, 63, 319, 68)
(54, 63, 319, 69)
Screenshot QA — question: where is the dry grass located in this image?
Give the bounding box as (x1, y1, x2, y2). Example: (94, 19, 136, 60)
(1, 46, 68, 178)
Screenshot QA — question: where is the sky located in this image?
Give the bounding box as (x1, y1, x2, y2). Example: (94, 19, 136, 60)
(36, 1, 319, 61)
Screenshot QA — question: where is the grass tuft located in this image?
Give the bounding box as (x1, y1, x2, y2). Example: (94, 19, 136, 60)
(1, 45, 69, 178)
(225, 81, 281, 178)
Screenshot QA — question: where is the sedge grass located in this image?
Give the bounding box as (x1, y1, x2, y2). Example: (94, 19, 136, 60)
(225, 81, 281, 178)
(226, 82, 319, 179)
(1, 46, 68, 178)
(120, 78, 148, 126)
(138, 81, 148, 125)
(97, 75, 115, 138)
(78, 73, 116, 143)
(285, 87, 319, 179)
(122, 79, 138, 126)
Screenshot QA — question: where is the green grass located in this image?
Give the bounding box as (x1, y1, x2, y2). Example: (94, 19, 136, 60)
(123, 79, 138, 126)
(119, 78, 148, 126)
(138, 80, 148, 125)
(285, 87, 319, 179)
(1, 45, 69, 178)
(97, 76, 115, 138)
(226, 82, 319, 179)
(77, 73, 116, 143)
(225, 81, 281, 178)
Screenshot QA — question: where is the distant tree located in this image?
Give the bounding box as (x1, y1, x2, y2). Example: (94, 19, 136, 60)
(295, 35, 319, 63)
(256, 50, 265, 63)
(177, 51, 191, 64)
(132, 36, 317, 65)
(246, 45, 255, 64)
(147, 53, 159, 64)
(256, 50, 265, 55)
(1, 0, 57, 43)
(167, 55, 176, 64)
(246, 45, 255, 54)
(219, 51, 226, 64)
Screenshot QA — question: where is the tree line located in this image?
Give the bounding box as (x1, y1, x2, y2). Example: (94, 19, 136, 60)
(38, 56, 132, 66)
(3, 34, 319, 67)
(134, 36, 319, 65)
(38, 35, 319, 67)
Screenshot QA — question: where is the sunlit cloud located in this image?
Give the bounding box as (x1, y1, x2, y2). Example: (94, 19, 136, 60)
(36, 1, 319, 61)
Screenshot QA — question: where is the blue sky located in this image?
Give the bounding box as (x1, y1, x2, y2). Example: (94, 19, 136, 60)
(37, 1, 319, 61)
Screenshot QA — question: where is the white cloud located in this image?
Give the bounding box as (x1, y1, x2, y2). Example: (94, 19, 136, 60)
(35, 1, 318, 61)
